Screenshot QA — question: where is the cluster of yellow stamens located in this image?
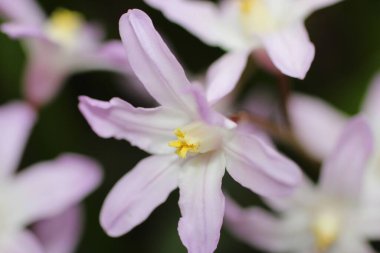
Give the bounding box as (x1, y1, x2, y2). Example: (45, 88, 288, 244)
(46, 8, 84, 46)
(238, 0, 274, 34)
(169, 129, 199, 159)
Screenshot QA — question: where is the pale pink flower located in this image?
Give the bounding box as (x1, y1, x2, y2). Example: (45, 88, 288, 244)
(0, 101, 102, 253)
(79, 9, 302, 253)
(144, 0, 341, 79)
(226, 117, 379, 253)
(0, 0, 134, 107)
(288, 74, 380, 200)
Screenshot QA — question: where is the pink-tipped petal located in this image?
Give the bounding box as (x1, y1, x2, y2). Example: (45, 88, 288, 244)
(0, 230, 44, 253)
(33, 206, 83, 253)
(0, 0, 44, 24)
(289, 93, 347, 160)
(362, 73, 380, 123)
(100, 155, 179, 237)
(145, 0, 245, 50)
(0, 102, 36, 178)
(224, 133, 302, 197)
(79, 96, 190, 155)
(119, 9, 194, 112)
(15, 154, 102, 225)
(320, 117, 374, 199)
(261, 22, 315, 79)
(205, 51, 248, 105)
(178, 152, 226, 253)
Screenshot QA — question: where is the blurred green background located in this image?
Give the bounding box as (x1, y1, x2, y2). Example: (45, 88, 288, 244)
(0, 0, 380, 252)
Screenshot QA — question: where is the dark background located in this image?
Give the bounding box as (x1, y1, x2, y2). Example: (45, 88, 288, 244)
(0, 0, 380, 252)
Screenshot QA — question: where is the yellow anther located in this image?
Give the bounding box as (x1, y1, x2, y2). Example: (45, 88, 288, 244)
(168, 128, 199, 159)
(311, 209, 341, 252)
(46, 8, 84, 46)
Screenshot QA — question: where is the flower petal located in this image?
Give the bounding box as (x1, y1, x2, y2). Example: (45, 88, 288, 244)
(14, 154, 102, 225)
(119, 9, 194, 113)
(0, 0, 44, 24)
(0, 102, 36, 178)
(178, 152, 226, 253)
(320, 117, 374, 199)
(0, 230, 44, 253)
(23, 48, 70, 107)
(289, 93, 347, 160)
(224, 132, 302, 197)
(296, 0, 342, 18)
(79, 96, 190, 155)
(261, 22, 315, 79)
(33, 206, 83, 253)
(224, 197, 299, 252)
(205, 51, 248, 105)
(362, 73, 380, 124)
(100, 155, 179, 237)
(144, 0, 246, 50)
(0, 23, 50, 42)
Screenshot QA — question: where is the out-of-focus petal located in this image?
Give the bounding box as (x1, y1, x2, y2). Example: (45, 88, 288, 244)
(261, 22, 315, 79)
(23, 49, 69, 107)
(14, 154, 102, 225)
(224, 132, 302, 197)
(144, 0, 246, 50)
(289, 93, 347, 161)
(0, 0, 45, 24)
(224, 197, 297, 252)
(296, 0, 342, 18)
(205, 51, 248, 105)
(178, 152, 225, 253)
(119, 9, 195, 113)
(0, 230, 44, 253)
(79, 96, 190, 155)
(362, 73, 380, 124)
(320, 117, 373, 200)
(33, 206, 83, 253)
(0, 102, 36, 178)
(100, 155, 179, 237)
(0, 23, 51, 43)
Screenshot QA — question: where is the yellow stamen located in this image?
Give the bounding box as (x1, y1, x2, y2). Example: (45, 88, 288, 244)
(240, 0, 254, 14)
(168, 128, 199, 159)
(46, 8, 83, 46)
(311, 210, 341, 252)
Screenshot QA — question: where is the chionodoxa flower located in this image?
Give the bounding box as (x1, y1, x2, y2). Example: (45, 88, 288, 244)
(225, 117, 380, 253)
(0, 101, 102, 252)
(144, 0, 341, 79)
(79, 9, 302, 253)
(0, 0, 134, 106)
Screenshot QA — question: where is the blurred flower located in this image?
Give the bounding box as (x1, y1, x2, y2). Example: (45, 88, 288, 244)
(144, 0, 341, 79)
(288, 73, 380, 199)
(225, 117, 379, 253)
(79, 9, 301, 253)
(33, 206, 83, 253)
(0, 0, 134, 107)
(0, 101, 102, 253)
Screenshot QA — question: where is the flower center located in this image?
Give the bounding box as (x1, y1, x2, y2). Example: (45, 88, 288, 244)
(168, 122, 222, 159)
(45, 8, 84, 47)
(311, 208, 341, 252)
(239, 0, 275, 34)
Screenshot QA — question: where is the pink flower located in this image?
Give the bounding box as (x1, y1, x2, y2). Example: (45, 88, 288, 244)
(144, 0, 341, 79)
(0, 0, 134, 107)
(79, 9, 301, 253)
(0, 101, 102, 253)
(225, 117, 378, 253)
